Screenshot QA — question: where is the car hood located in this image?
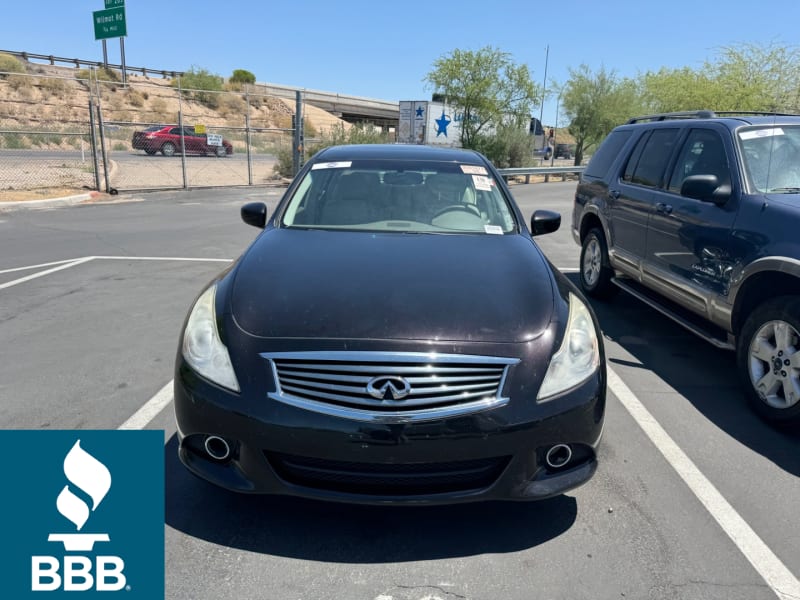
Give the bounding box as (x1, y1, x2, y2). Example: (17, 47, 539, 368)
(229, 228, 555, 343)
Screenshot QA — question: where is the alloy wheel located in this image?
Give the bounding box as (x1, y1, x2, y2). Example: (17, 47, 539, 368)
(748, 319, 800, 409)
(582, 237, 601, 287)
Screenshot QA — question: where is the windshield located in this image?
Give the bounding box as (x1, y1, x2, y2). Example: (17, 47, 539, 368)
(738, 125, 800, 193)
(281, 159, 518, 234)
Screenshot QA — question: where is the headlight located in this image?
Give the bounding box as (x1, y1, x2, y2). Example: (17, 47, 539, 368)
(182, 284, 240, 392)
(537, 292, 600, 400)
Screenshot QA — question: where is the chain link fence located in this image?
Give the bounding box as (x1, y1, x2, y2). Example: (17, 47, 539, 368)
(0, 67, 301, 199)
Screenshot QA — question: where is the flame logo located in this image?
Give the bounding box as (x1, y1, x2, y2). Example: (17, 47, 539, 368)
(55, 440, 111, 531)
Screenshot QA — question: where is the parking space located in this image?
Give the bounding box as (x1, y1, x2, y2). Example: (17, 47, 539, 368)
(1, 184, 798, 599)
(0, 257, 226, 429)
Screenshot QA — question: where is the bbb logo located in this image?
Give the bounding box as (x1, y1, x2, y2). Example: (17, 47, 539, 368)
(0, 430, 164, 599)
(32, 440, 127, 591)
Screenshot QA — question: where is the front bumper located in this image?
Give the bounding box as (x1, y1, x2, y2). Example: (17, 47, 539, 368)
(174, 357, 605, 505)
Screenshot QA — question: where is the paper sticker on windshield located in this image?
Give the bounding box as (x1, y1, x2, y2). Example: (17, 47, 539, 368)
(311, 161, 352, 170)
(472, 175, 494, 191)
(739, 128, 785, 140)
(484, 225, 504, 235)
(460, 165, 488, 175)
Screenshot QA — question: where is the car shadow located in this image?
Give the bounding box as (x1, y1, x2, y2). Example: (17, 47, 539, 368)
(565, 273, 800, 478)
(164, 435, 578, 562)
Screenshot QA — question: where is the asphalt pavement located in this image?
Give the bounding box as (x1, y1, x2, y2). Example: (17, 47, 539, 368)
(1, 183, 797, 600)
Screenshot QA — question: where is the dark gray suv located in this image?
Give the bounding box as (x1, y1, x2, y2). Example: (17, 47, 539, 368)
(572, 110, 800, 426)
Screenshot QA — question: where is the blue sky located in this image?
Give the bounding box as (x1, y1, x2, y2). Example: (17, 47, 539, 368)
(1, 0, 797, 125)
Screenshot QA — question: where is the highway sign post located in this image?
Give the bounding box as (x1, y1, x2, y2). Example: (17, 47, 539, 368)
(93, 1, 127, 84)
(93, 6, 126, 40)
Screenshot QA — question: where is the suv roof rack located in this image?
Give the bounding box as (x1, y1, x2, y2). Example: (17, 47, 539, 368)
(627, 111, 716, 124)
(627, 110, 799, 124)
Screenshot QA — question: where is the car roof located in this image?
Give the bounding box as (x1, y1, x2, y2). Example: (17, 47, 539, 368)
(313, 144, 487, 164)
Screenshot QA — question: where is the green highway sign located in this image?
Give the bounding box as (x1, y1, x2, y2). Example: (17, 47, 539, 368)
(104, 0, 125, 7)
(93, 6, 126, 40)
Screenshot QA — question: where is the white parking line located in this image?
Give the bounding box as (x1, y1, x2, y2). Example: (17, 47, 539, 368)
(93, 256, 232, 262)
(0, 257, 95, 291)
(0, 258, 84, 275)
(118, 380, 174, 430)
(607, 366, 800, 600)
(1, 255, 234, 292)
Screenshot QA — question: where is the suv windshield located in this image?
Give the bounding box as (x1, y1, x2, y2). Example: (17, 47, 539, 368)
(738, 125, 800, 193)
(281, 159, 517, 233)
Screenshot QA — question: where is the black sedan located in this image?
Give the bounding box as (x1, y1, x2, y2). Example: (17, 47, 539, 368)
(174, 144, 606, 504)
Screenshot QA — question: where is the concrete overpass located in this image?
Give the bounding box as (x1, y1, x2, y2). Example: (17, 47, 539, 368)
(257, 82, 400, 127)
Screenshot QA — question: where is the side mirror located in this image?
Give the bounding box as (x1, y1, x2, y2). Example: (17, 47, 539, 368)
(531, 210, 561, 236)
(680, 175, 730, 205)
(241, 202, 267, 228)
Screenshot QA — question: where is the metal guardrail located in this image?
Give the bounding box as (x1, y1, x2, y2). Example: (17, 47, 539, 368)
(0, 49, 183, 78)
(497, 165, 585, 183)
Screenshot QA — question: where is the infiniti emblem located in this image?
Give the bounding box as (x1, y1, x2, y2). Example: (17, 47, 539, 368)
(366, 376, 411, 400)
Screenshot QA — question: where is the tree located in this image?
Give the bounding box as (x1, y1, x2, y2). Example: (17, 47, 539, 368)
(425, 46, 540, 148)
(640, 42, 800, 114)
(230, 69, 256, 86)
(561, 65, 642, 165)
(708, 42, 800, 112)
(640, 67, 720, 113)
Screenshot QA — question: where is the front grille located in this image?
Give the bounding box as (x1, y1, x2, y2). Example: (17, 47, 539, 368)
(262, 351, 519, 422)
(267, 452, 511, 495)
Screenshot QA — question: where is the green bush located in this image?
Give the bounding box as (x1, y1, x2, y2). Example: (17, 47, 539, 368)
(469, 124, 534, 168)
(230, 69, 256, 85)
(175, 66, 223, 109)
(273, 146, 294, 178)
(0, 53, 25, 76)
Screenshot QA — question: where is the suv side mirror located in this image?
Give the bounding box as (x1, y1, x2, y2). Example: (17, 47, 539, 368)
(241, 202, 268, 228)
(531, 210, 561, 236)
(680, 175, 731, 205)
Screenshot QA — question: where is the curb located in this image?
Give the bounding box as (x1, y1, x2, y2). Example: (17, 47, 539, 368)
(0, 191, 104, 211)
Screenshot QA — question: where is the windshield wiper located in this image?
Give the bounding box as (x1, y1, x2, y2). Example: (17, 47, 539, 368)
(768, 187, 800, 193)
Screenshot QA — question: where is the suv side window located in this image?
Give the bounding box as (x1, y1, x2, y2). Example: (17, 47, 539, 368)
(668, 129, 731, 193)
(583, 130, 632, 178)
(623, 128, 680, 188)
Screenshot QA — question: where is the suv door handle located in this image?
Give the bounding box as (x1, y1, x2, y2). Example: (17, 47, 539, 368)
(609, 190, 621, 199)
(656, 202, 673, 214)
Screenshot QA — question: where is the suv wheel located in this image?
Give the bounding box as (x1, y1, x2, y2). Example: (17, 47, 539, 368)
(738, 296, 800, 425)
(580, 228, 617, 299)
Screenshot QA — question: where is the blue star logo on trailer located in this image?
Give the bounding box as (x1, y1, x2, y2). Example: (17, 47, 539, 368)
(415, 106, 424, 117)
(435, 109, 451, 137)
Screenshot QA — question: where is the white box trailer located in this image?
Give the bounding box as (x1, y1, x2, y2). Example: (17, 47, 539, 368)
(398, 100, 550, 156)
(398, 101, 461, 147)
